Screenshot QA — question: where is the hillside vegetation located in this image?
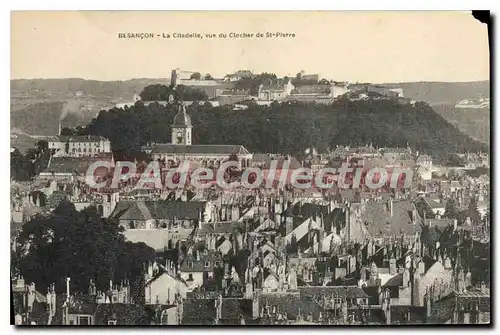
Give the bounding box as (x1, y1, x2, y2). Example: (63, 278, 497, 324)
(76, 95, 486, 160)
(432, 104, 490, 144)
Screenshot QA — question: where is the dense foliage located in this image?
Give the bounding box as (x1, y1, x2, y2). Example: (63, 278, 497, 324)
(79, 91, 486, 161)
(13, 201, 155, 299)
(10, 141, 51, 181)
(139, 84, 208, 102)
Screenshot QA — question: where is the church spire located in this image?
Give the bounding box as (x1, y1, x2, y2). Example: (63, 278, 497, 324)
(172, 102, 192, 145)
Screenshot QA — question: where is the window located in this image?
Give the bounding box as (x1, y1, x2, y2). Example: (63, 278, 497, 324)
(188, 274, 193, 281)
(205, 261, 210, 267)
(215, 261, 220, 267)
(188, 262, 194, 268)
(108, 320, 117, 325)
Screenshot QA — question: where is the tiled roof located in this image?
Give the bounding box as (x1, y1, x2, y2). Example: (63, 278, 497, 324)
(46, 190, 71, 209)
(426, 199, 444, 209)
(383, 273, 403, 287)
(292, 85, 331, 95)
(111, 200, 205, 221)
(381, 148, 410, 155)
(283, 202, 329, 218)
(56, 135, 108, 143)
(94, 303, 149, 325)
(182, 299, 216, 324)
(262, 157, 302, 170)
(360, 200, 423, 237)
(151, 144, 251, 155)
(299, 286, 370, 299)
(43, 154, 113, 175)
(180, 251, 223, 272)
(221, 298, 253, 320)
(260, 293, 323, 319)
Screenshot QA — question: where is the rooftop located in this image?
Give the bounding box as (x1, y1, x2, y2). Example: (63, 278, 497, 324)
(151, 144, 251, 156)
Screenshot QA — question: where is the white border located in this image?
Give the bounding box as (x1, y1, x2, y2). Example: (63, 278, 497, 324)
(3, 2, 498, 334)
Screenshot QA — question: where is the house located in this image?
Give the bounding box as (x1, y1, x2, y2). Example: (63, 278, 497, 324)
(257, 79, 294, 101)
(144, 268, 189, 305)
(182, 296, 255, 325)
(39, 154, 114, 180)
(349, 199, 423, 242)
(48, 135, 111, 157)
(94, 304, 150, 325)
(416, 155, 433, 169)
(110, 200, 206, 230)
(179, 250, 223, 290)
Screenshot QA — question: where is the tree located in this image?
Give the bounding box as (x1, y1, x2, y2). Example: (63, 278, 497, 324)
(467, 197, 481, 225)
(270, 100, 280, 109)
(61, 127, 74, 136)
(36, 140, 49, 152)
(10, 149, 34, 181)
(444, 198, 459, 219)
(447, 154, 466, 167)
(204, 74, 213, 80)
(14, 201, 155, 294)
(190, 72, 201, 80)
(80, 98, 486, 163)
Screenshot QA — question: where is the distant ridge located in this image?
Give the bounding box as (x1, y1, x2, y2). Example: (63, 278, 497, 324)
(380, 81, 489, 105)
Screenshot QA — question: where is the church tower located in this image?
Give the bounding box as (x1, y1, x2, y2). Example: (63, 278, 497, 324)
(171, 104, 192, 145)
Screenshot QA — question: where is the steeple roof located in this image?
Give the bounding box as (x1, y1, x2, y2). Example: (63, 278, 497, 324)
(173, 104, 192, 128)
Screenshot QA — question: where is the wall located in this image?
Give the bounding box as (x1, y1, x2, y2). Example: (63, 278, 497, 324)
(331, 85, 350, 98)
(145, 273, 188, 305)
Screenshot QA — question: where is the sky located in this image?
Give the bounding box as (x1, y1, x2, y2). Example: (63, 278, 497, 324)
(11, 11, 490, 83)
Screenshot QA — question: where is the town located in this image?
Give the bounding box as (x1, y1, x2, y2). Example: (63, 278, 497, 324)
(10, 66, 491, 326)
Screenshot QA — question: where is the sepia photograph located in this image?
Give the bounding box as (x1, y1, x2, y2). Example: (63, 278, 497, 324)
(10, 10, 491, 326)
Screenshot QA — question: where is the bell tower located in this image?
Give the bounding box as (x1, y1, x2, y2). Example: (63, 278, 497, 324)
(171, 103, 192, 145)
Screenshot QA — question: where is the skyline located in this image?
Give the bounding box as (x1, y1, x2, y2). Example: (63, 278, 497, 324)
(11, 11, 489, 83)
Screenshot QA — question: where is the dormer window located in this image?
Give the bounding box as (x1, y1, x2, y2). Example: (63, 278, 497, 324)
(188, 262, 194, 268)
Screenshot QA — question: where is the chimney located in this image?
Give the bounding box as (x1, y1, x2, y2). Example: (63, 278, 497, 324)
(389, 258, 396, 275)
(388, 198, 393, 217)
(444, 257, 452, 269)
(196, 250, 200, 262)
(58, 121, 62, 135)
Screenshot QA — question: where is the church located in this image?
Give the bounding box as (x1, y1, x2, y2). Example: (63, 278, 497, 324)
(150, 104, 253, 168)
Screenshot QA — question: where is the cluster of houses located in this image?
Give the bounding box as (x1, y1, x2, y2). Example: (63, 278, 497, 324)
(12, 183, 491, 325)
(114, 68, 409, 109)
(11, 97, 490, 326)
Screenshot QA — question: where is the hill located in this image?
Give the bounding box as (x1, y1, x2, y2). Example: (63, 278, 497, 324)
(11, 78, 168, 100)
(381, 81, 489, 105)
(432, 104, 490, 144)
(78, 99, 486, 160)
